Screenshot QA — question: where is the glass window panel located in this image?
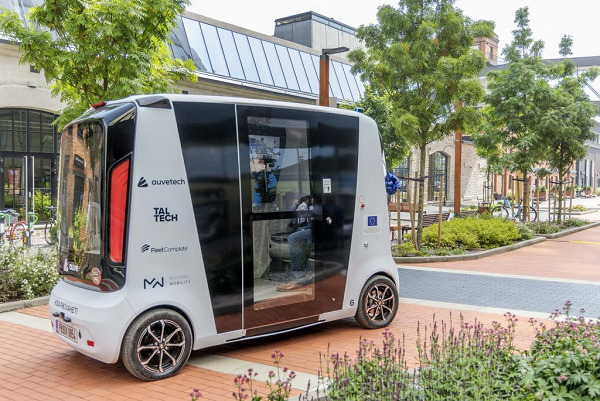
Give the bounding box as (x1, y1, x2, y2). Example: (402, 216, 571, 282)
(328, 60, 343, 100)
(332, 61, 352, 101)
(169, 16, 193, 62)
(247, 116, 314, 308)
(13, 110, 26, 152)
(182, 18, 212, 73)
(29, 111, 42, 152)
(217, 28, 245, 80)
(300, 52, 319, 94)
(41, 113, 55, 153)
(4, 157, 24, 209)
(200, 23, 229, 76)
(233, 33, 260, 83)
(310, 55, 333, 97)
(289, 49, 311, 93)
(355, 73, 366, 97)
(275, 45, 299, 91)
(262, 41, 287, 88)
(248, 37, 273, 86)
(0, 109, 13, 151)
(342, 63, 361, 101)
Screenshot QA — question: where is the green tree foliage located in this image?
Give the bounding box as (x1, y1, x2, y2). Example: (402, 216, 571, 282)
(476, 8, 598, 222)
(0, 0, 197, 128)
(476, 7, 548, 209)
(539, 42, 598, 221)
(348, 0, 493, 247)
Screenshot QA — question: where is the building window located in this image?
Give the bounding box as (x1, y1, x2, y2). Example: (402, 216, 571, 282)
(428, 152, 448, 202)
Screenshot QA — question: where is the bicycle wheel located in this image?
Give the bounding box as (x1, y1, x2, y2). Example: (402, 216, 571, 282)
(519, 206, 537, 222)
(491, 206, 508, 219)
(9, 223, 27, 247)
(45, 219, 57, 245)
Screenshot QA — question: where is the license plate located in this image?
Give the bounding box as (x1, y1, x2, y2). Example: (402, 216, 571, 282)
(56, 320, 78, 343)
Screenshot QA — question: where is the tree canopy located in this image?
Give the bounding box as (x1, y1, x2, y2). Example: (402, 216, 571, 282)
(475, 7, 598, 221)
(348, 0, 493, 246)
(0, 0, 197, 128)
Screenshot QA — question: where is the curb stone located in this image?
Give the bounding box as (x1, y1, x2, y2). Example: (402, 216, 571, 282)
(0, 296, 49, 313)
(393, 222, 600, 264)
(534, 221, 600, 239)
(394, 237, 546, 264)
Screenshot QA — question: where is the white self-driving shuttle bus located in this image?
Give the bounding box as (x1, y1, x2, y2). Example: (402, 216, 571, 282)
(49, 95, 400, 380)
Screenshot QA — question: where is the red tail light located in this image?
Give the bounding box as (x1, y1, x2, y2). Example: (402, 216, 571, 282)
(109, 159, 130, 263)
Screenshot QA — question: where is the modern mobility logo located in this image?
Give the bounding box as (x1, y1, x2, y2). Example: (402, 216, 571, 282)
(138, 176, 186, 188)
(143, 275, 191, 289)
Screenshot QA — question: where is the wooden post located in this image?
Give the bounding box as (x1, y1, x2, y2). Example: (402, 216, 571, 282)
(568, 178, 574, 221)
(438, 173, 444, 249)
(396, 185, 401, 240)
(319, 55, 330, 107)
(453, 130, 462, 214)
(410, 173, 418, 248)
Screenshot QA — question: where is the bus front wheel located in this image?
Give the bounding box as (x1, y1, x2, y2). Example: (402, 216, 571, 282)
(121, 308, 193, 381)
(355, 275, 399, 329)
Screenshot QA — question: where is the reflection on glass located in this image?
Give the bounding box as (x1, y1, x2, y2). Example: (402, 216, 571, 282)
(182, 18, 212, 73)
(332, 61, 352, 101)
(300, 52, 319, 94)
(275, 45, 299, 91)
(233, 33, 260, 83)
(201, 23, 229, 76)
(262, 41, 286, 88)
(218, 27, 245, 80)
(328, 60, 343, 100)
(289, 49, 311, 93)
(248, 37, 273, 86)
(58, 122, 103, 280)
(342, 63, 361, 101)
(169, 16, 193, 62)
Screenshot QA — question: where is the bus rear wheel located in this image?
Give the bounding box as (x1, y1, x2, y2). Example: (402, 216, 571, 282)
(121, 309, 192, 381)
(355, 275, 398, 329)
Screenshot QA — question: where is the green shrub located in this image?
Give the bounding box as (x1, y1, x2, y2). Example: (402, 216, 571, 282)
(421, 217, 521, 250)
(516, 223, 535, 240)
(526, 221, 562, 234)
(560, 218, 589, 228)
(0, 245, 58, 302)
(524, 302, 600, 400)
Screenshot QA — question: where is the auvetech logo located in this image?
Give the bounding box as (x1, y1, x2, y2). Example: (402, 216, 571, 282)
(141, 244, 150, 253)
(138, 177, 149, 188)
(137, 176, 186, 188)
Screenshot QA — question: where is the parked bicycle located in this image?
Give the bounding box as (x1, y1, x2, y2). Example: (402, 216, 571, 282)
(491, 197, 538, 222)
(45, 206, 58, 245)
(0, 209, 28, 247)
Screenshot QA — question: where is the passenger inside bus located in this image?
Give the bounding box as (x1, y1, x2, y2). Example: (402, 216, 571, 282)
(278, 196, 315, 291)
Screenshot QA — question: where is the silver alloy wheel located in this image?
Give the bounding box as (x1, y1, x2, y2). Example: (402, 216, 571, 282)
(136, 319, 186, 374)
(365, 283, 395, 324)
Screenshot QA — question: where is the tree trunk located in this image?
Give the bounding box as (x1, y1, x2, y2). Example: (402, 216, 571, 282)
(557, 172, 564, 224)
(416, 144, 427, 248)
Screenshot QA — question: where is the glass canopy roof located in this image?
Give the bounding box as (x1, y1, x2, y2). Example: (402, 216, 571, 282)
(169, 16, 365, 102)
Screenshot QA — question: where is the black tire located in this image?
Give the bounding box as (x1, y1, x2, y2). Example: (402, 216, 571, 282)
(9, 223, 27, 247)
(355, 275, 399, 329)
(121, 309, 192, 381)
(521, 206, 537, 222)
(45, 219, 57, 245)
(491, 206, 507, 219)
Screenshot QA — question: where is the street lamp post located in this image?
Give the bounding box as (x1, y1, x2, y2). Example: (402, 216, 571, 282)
(319, 47, 349, 106)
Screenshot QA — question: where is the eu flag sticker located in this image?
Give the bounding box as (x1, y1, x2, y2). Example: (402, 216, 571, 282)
(367, 216, 378, 227)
